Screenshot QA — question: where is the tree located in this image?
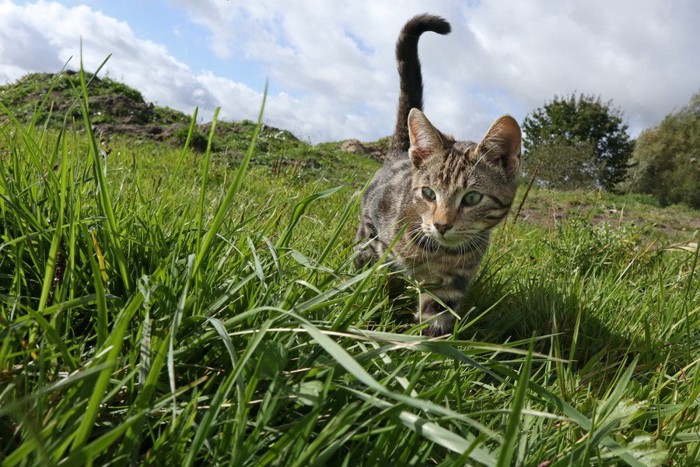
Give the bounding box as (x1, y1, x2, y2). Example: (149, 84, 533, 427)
(523, 93, 634, 190)
(525, 139, 598, 190)
(622, 90, 700, 208)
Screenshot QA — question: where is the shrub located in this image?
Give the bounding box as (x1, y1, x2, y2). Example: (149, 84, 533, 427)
(524, 139, 598, 190)
(622, 91, 700, 208)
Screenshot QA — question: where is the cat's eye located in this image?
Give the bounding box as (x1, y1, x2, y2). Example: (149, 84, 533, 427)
(461, 191, 483, 207)
(421, 187, 436, 201)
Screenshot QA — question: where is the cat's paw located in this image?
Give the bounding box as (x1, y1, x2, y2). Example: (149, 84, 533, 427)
(416, 296, 456, 336)
(424, 313, 456, 337)
(353, 247, 375, 269)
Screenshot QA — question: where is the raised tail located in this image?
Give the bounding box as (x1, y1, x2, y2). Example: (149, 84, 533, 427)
(389, 14, 451, 155)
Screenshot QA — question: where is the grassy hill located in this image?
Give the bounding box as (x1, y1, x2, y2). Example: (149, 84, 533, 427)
(1, 70, 699, 465)
(0, 71, 189, 133)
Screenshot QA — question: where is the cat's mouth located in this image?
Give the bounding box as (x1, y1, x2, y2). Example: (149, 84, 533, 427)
(431, 233, 464, 248)
(418, 224, 467, 249)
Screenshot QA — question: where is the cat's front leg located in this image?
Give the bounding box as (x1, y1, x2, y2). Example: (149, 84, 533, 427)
(354, 221, 379, 268)
(416, 294, 461, 337)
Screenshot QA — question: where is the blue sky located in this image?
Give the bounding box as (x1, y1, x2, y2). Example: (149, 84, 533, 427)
(53, 0, 267, 88)
(1, 0, 699, 143)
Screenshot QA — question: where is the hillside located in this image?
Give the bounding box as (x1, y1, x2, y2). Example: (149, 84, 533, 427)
(0, 71, 389, 156)
(0, 71, 190, 137)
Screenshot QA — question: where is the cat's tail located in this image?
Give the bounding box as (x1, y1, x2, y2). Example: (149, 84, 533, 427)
(389, 14, 451, 156)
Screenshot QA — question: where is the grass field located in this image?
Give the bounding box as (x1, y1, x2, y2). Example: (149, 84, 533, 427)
(1, 72, 699, 466)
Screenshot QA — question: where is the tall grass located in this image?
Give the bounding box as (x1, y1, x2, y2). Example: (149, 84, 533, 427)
(1, 70, 699, 465)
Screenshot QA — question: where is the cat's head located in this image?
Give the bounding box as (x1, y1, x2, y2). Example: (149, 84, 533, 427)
(407, 108, 521, 249)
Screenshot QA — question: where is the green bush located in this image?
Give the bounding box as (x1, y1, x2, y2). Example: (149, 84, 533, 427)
(623, 91, 700, 208)
(524, 139, 598, 190)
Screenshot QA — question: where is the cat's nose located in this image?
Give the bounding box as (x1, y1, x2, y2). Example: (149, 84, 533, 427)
(433, 222, 452, 235)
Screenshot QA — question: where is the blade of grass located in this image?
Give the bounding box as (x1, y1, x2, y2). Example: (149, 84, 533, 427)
(68, 292, 144, 453)
(347, 387, 496, 465)
(171, 107, 199, 179)
(195, 107, 220, 254)
(498, 341, 534, 466)
(192, 82, 267, 278)
(37, 126, 68, 311)
(276, 186, 342, 250)
(299, 322, 500, 439)
(76, 54, 132, 292)
(88, 232, 109, 346)
(184, 319, 273, 466)
(315, 189, 357, 265)
(168, 254, 194, 427)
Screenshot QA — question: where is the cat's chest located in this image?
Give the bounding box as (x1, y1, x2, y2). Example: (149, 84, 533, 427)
(396, 242, 477, 280)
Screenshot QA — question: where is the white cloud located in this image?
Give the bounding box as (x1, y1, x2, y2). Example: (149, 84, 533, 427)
(1, 0, 699, 143)
(0, 1, 217, 115)
(463, 1, 700, 134)
(170, 0, 700, 140)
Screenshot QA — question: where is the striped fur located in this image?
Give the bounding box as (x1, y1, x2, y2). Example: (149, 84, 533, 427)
(356, 14, 522, 336)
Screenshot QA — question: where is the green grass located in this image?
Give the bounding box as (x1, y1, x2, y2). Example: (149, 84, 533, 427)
(1, 71, 699, 466)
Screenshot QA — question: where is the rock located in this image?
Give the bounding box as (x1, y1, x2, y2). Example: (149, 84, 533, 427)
(339, 139, 367, 154)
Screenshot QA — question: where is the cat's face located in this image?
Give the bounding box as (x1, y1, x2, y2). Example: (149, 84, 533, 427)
(407, 109, 521, 249)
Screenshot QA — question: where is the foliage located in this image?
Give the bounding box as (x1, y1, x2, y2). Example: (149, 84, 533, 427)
(622, 90, 700, 208)
(523, 93, 634, 190)
(1, 70, 699, 465)
(524, 139, 598, 190)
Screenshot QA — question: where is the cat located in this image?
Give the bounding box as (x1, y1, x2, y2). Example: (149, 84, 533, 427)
(355, 13, 522, 336)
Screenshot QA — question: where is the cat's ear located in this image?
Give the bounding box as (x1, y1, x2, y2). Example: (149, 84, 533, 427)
(477, 115, 521, 178)
(408, 108, 442, 167)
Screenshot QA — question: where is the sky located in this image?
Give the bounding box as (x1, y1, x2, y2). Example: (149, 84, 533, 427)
(0, 0, 698, 143)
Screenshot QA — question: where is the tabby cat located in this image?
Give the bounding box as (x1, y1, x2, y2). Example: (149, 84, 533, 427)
(355, 14, 521, 336)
